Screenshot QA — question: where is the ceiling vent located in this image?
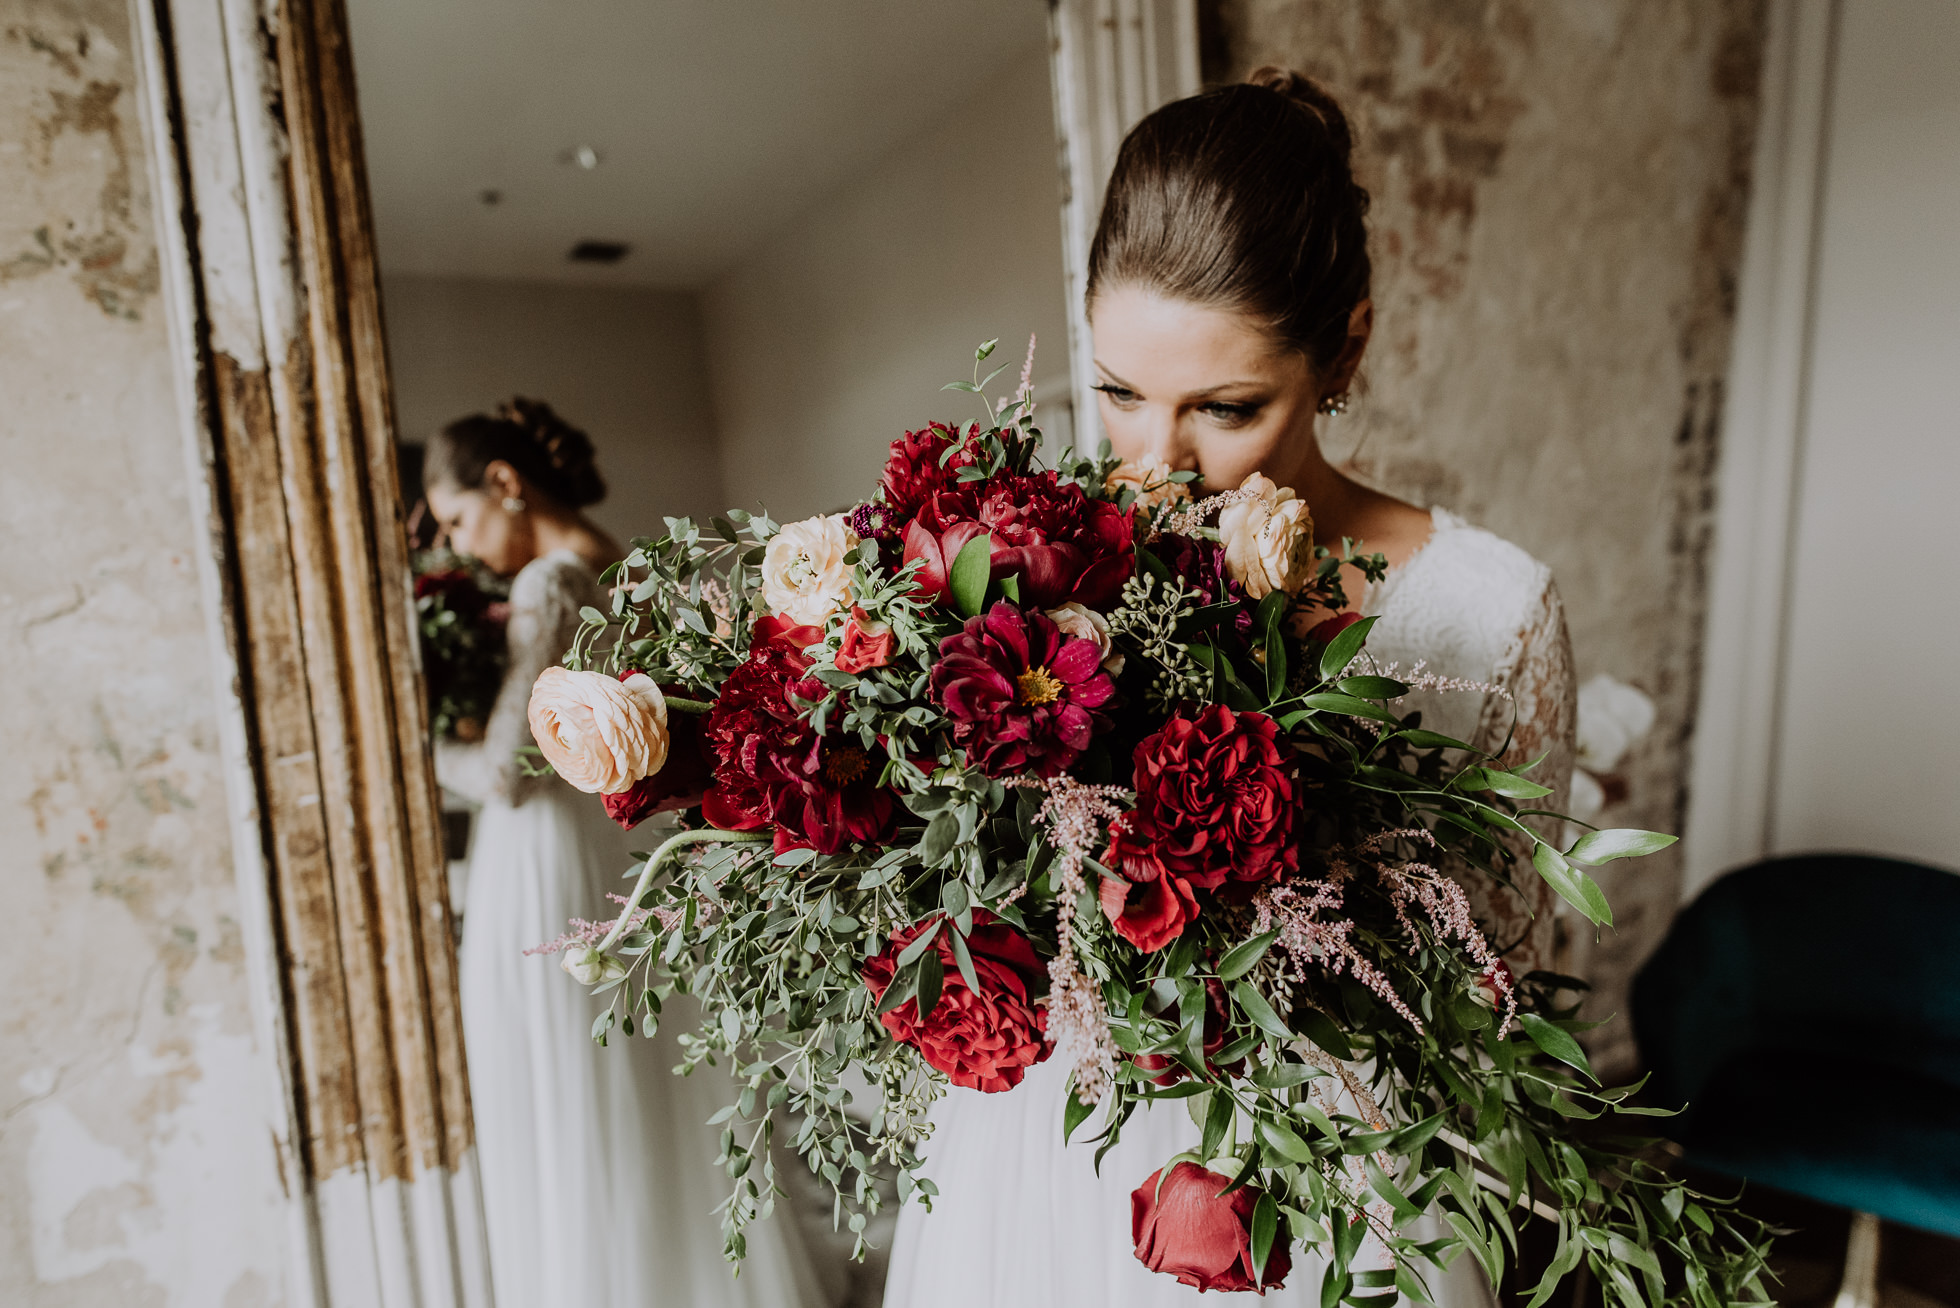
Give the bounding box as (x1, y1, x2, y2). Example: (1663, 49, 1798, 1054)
(568, 240, 630, 265)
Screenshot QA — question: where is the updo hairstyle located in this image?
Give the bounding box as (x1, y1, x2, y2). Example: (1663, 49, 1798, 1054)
(423, 397, 606, 509)
(1088, 66, 1372, 372)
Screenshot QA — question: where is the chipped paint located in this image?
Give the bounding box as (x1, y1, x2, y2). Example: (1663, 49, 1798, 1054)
(1207, 0, 1767, 1074)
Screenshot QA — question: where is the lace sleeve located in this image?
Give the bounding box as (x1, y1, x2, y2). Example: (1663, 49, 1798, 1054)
(1466, 573, 1578, 974)
(435, 553, 596, 807)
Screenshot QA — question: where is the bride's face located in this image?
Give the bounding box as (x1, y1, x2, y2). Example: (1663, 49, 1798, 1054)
(427, 468, 534, 577)
(1088, 285, 1322, 494)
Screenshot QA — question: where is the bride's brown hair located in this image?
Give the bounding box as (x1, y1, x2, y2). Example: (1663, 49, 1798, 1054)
(1087, 67, 1372, 370)
(424, 396, 607, 509)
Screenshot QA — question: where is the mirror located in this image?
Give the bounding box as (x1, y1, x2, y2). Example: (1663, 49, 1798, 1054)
(345, 2, 1072, 1303)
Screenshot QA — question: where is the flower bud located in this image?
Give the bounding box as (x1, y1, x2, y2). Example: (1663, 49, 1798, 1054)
(560, 946, 627, 987)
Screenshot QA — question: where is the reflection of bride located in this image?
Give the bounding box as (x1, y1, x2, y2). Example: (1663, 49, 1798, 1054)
(424, 401, 826, 1308)
(884, 70, 1574, 1307)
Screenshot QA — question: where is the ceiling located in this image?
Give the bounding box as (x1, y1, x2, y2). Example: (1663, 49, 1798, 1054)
(345, 0, 1051, 288)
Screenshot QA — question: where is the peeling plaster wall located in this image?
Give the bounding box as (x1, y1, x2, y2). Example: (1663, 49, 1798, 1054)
(1204, 1, 1765, 1071)
(1, 1, 292, 1303)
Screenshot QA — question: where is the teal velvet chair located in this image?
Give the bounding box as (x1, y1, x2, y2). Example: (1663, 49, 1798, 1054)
(1633, 852, 1960, 1297)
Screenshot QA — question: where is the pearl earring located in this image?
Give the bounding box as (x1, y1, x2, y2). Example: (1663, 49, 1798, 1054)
(1317, 392, 1351, 416)
(502, 496, 526, 514)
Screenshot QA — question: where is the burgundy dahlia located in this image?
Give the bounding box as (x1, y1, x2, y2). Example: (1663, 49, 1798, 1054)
(930, 601, 1116, 778)
(1102, 706, 1299, 952)
(700, 630, 895, 854)
(903, 471, 1134, 612)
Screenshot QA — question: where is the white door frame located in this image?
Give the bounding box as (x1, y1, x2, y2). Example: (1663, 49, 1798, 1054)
(1681, 0, 1841, 899)
(1046, 0, 1201, 455)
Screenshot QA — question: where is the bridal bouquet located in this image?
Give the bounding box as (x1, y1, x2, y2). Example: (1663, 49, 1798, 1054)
(413, 550, 510, 742)
(530, 343, 1773, 1303)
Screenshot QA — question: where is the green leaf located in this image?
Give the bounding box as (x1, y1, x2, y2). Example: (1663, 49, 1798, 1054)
(1231, 982, 1294, 1044)
(1200, 1089, 1233, 1160)
(1250, 1192, 1279, 1286)
(1458, 766, 1553, 799)
(946, 924, 980, 993)
(1319, 615, 1377, 679)
(997, 573, 1020, 603)
(1217, 930, 1280, 983)
(1063, 1087, 1096, 1143)
(1256, 1117, 1316, 1165)
(1336, 675, 1408, 699)
(976, 337, 999, 361)
(1565, 827, 1678, 865)
(895, 919, 943, 967)
(950, 532, 993, 618)
(1532, 844, 1614, 927)
(579, 605, 607, 625)
(915, 947, 943, 1020)
(875, 965, 917, 1015)
(1519, 1012, 1596, 1082)
(942, 380, 980, 393)
(1297, 1007, 1355, 1061)
(1298, 692, 1400, 725)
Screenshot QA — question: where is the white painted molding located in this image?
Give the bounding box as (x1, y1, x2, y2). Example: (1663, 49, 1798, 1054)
(1046, 0, 1201, 455)
(1682, 0, 1840, 900)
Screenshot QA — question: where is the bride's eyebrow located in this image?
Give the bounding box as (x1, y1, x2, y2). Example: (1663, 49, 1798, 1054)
(1093, 364, 1264, 399)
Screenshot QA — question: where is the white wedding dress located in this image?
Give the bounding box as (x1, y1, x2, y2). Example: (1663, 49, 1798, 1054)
(883, 508, 1576, 1308)
(439, 549, 828, 1308)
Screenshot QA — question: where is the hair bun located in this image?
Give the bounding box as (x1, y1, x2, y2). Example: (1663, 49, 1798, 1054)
(496, 397, 605, 507)
(1245, 65, 1356, 165)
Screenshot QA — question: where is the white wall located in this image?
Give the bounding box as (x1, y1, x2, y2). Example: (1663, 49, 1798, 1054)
(703, 43, 1073, 521)
(382, 274, 724, 544)
(1, 4, 292, 1301)
(1767, 0, 1960, 867)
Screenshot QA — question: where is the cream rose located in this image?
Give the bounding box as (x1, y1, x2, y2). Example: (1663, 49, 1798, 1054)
(1218, 473, 1315, 599)
(760, 513, 859, 626)
(1045, 601, 1125, 676)
(561, 946, 627, 987)
(1105, 454, 1190, 514)
(527, 667, 669, 794)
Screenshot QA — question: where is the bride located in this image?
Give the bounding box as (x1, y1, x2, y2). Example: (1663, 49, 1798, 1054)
(423, 400, 827, 1308)
(883, 68, 1575, 1306)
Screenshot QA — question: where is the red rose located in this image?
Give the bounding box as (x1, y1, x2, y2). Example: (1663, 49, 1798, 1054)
(930, 601, 1115, 778)
(1103, 707, 1299, 952)
(902, 471, 1134, 611)
(834, 606, 896, 674)
(1306, 610, 1363, 645)
(861, 910, 1051, 1092)
(751, 613, 824, 654)
(1132, 1162, 1290, 1293)
(602, 677, 712, 828)
(1134, 978, 1243, 1086)
(699, 638, 896, 854)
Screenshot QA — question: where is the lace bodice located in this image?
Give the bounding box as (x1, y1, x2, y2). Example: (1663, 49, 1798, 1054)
(1363, 508, 1578, 970)
(436, 549, 602, 807)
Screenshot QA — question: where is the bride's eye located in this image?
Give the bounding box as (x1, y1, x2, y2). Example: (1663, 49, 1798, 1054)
(1092, 382, 1141, 408)
(1199, 400, 1261, 428)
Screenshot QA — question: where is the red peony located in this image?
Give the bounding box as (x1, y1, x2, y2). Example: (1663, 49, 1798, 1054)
(603, 677, 712, 828)
(834, 606, 896, 674)
(699, 630, 895, 854)
(878, 422, 980, 527)
(1135, 978, 1243, 1086)
(902, 471, 1134, 611)
(930, 601, 1116, 778)
(1103, 706, 1299, 952)
(1132, 1162, 1291, 1293)
(861, 910, 1050, 1092)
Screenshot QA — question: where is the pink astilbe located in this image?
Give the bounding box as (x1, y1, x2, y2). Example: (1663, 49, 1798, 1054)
(527, 893, 698, 958)
(1368, 658, 1513, 703)
(1157, 486, 1255, 542)
(1008, 775, 1129, 1103)
(1253, 878, 1424, 1030)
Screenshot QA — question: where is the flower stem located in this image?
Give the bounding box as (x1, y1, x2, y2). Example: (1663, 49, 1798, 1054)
(664, 695, 715, 716)
(597, 827, 773, 953)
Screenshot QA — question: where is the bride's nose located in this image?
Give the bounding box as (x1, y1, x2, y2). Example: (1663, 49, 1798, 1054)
(1138, 407, 1198, 474)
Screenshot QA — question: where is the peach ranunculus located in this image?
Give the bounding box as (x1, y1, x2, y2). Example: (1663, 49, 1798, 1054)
(1104, 453, 1191, 514)
(760, 513, 860, 626)
(1218, 473, 1314, 600)
(527, 667, 670, 794)
(1045, 601, 1125, 677)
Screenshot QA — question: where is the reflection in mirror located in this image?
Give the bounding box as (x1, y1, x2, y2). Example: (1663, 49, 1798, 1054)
(346, 2, 1070, 1304)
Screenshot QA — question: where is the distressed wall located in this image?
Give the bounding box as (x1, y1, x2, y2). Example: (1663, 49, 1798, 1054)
(0, 1, 292, 1303)
(1204, 0, 1765, 1071)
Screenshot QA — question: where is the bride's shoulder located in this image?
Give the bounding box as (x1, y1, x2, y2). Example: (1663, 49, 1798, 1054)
(509, 549, 599, 611)
(1374, 508, 1557, 635)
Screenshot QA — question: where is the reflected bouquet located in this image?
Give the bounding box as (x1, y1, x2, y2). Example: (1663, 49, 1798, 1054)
(413, 550, 509, 741)
(530, 342, 1773, 1303)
